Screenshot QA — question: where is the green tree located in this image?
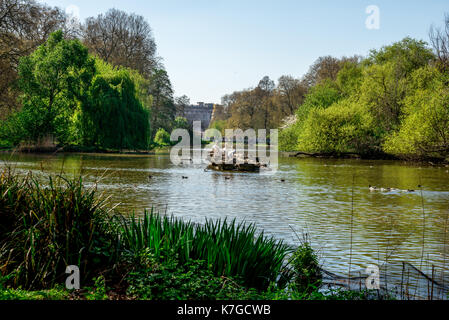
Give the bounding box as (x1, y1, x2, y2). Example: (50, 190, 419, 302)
(296, 80, 341, 126)
(173, 116, 190, 130)
(384, 66, 449, 159)
(82, 59, 150, 150)
(366, 37, 434, 76)
(149, 69, 176, 136)
(360, 39, 434, 135)
(154, 128, 171, 146)
(297, 99, 376, 154)
(16, 30, 95, 144)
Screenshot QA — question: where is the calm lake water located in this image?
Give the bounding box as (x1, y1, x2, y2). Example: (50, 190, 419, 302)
(1, 151, 449, 279)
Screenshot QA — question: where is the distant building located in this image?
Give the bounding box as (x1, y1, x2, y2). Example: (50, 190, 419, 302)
(177, 102, 215, 132)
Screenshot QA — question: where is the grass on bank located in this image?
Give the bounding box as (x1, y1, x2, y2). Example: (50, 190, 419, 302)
(0, 168, 370, 300)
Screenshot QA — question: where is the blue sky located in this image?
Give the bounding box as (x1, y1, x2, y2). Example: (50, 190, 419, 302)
(42, 0, 449, 104)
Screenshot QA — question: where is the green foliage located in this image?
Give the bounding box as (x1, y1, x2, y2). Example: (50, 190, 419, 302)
(124, 249, 258, 300)
(295, 80, 341, 125)
(173, 116, 190, 130)
(16, 30, 95, 144)
(298, 99, 377, 154)
(279, 37, 446, 160)
(366, 37, 434, 75)
(0, 31, 153, 151)
(0, 286, 69, 300)
(81, 59, 150, 149)
(149, 69, 176, 137)
(118, 210, 292, 291)
(289, 240, 322, 295)
(384, 66, 449, 159)
(278, 80, 342, 152)
(84, 276, 108, 300)
(0, 168, 118, 289)
(359, 62, 409, 133)
(153, 128, 171, 146)
(336, 61, 363, 96)
(279, 121, 301, 151)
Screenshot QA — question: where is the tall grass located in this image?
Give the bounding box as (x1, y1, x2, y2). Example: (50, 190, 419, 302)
(0, 168, 118, 289)
(119, 210, 292, 290)
(0, 168, 292, 292)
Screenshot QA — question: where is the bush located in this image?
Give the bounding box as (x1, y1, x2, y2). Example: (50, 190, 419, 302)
(123, 249, 259, 300)
(153, 128, 171, 146)
(279, 121, 301, 151)
(118, 210, 292, 291)
(279, 80, 342, 152)
(289, 240, 322, 295)
(384, 66, 449, 160)
(297, 99, 378, 154)
(173, 117, 190, 130)
(0, 168, 118, 289)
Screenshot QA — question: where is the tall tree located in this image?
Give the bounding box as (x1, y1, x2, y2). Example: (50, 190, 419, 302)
(16, 30, 95, 143)
(303, 55, 361, 87)
(0, 0, 70, 118)
(149, 69, 175, 135)
(276, 75, 307, 115)
(82, 9, 158, 78)
(174, 94, 190, 116)
(429, 14, 449, 72)
(256, 76, 275, 129)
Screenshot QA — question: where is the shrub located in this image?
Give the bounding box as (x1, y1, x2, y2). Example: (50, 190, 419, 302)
(279, 80, 342, 152)
(289, 240, 322, 295)
(154, 128, 171, 146)
(123, 249, 257, 300)
(0, 168, 118, 289)
(118, 210, 292, 290)
(279, 121, 301, 151)
(384, 66, 449, 160)
(297, 99, 378, 154)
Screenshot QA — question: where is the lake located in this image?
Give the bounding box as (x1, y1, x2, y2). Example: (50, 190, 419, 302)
(1, 151, 449, 282)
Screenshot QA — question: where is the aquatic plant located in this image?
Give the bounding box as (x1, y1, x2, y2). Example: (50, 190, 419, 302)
(0, 168, 118, 289)
(118, 210, 292, 290)
(289, 238, 322, 294)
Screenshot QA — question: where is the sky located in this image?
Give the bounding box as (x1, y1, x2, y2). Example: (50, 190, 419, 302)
(41, 0, 449, 104)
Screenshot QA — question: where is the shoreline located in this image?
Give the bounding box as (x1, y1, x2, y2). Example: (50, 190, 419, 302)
(2, 147, 448, 165)
(281, 151, 449, 165)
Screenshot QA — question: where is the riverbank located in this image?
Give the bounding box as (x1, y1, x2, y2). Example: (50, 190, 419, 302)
(3, 145, 448, 165)
(280, 150, 449, 165)
(2, 163, 448, 300)
(0, 167, 372, 301)
(0, 139, 215, 155)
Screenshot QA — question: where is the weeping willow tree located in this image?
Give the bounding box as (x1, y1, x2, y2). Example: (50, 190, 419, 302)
(80, 59, 151, 150)
(1, 31, 152, 150)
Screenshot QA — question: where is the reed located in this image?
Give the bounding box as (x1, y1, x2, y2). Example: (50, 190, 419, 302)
(1, 168, 292, 292)
(0, 168, 118, 289)
(118, 211, 292, 290)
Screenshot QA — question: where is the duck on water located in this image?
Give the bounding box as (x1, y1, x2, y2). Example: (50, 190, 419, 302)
(369, 185, 422, 193)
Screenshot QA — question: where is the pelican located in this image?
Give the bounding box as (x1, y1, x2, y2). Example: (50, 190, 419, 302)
(369, 185, 377, 191)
